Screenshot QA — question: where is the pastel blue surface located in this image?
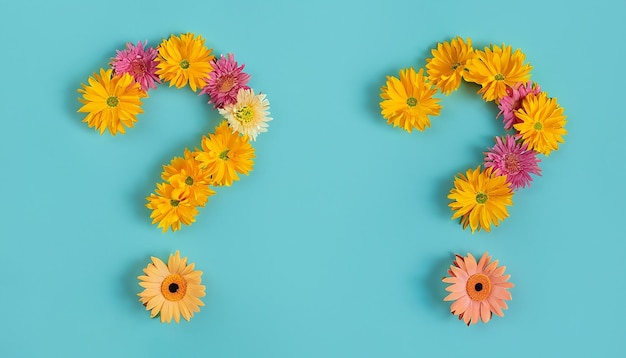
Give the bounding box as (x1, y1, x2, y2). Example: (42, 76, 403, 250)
(1, 0, 625, 357)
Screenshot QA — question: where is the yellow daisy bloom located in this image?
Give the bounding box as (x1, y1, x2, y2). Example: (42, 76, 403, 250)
(464, 44, 532, 102)
(156, 33, 214, 92)
(196, 121, 255, 186)
(380, 68, 442, 132)
(514, 92, 567, 156)
(138, 251, 206, 324)
(162, 148, 216, 207)
(77, 68, 147, 135)
(448, 166, 514, 233)
(219, 88, 272, 141)
(145, 182, 199, 233)
(425, 37, 475, 95)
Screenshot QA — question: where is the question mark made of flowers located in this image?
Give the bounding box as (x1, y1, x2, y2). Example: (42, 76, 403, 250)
(78, 33, 272, 233)
(379, 37, 566, 325)
(77, 33, 271, 324)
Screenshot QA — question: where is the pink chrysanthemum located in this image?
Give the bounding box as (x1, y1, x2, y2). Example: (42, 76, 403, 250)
(497, 82, 541, 130)
(200, 54, 251, 109)
(111, 41, 161, 92)
(484, 135, 541, 191)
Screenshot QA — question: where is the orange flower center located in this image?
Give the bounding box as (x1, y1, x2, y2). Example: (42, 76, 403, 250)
(160, 274, 188, 301)
(218, 75, 236, 93)
(130, 58, 147, 77)
(466, 273, 492, 301)
(503, 153, 521, 174)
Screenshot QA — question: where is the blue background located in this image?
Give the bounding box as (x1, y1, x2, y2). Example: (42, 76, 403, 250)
(2, 0, 625, 357)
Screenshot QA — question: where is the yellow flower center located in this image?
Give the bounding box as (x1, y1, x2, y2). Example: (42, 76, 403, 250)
(179, 59, 190, 69)
(218, 75, 236, 92)
(466, 273, 492, 301)
(406, 97, 418, 107)
(494, 73, 505, 81)
(475, 192, 488, 204)
(170, 199, 180, 207)
(160, 274, 188, 301)
(219, 149, 230, 160)
(106, 96, 119, 107)
(534, 122, 543, 131)
(235, 106, 255, 123)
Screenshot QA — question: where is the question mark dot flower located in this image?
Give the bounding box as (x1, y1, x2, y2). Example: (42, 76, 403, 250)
(443, 252, 513, 326)
(380, 67, 442, 132)
(448, 166, 513, 233)
(138, 251, 206, 324)
(196, 121, 255, 187)
(77, 68, 147, 135)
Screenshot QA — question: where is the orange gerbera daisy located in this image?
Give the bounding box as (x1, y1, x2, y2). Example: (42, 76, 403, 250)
(138, 251, 206, 323)
(443, 252, 514, 326)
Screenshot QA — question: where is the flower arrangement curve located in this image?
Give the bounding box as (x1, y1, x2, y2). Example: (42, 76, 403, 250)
(379, 37, 567, 233)
(77, 33, 272, 232)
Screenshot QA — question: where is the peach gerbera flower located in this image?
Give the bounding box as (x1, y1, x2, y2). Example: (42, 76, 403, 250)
(443, 252, 514, 326)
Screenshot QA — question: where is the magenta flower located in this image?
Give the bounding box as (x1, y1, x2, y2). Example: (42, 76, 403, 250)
(484, 135, 541, 190)
(111, 41, 160, 92)
(200, 54, 251, 108)
(497, 82, 542, 130)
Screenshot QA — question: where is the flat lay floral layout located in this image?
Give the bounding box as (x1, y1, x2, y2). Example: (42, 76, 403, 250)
(76, 35, 564, 325)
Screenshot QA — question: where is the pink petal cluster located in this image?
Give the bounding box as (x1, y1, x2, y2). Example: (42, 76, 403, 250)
(497, 82, 541, 130)
(111, 41, 160, 92)
(200, 54, 251, 109)
(484, 135, 541, 190)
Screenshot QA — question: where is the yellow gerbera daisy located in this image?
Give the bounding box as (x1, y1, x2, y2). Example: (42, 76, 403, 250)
(162, 148, 216, 207)
(448, 166, 514, 233)
(195, 121, 255, 186)
(219, 88, 272, 141)
(138, 251, 206, 324)
(145, 182, 199, 232)
(464, 44, 532, 102)
(156, 33, 214, 92)
(514, 92, 567, 156)
(77, 68, 147, 135)
(380, 68, 442, 132)
(425, 37, 475, 95)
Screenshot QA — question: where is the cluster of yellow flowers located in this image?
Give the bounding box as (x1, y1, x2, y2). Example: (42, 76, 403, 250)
(77, 33, 271, 232)
(380, 37, 567, 233)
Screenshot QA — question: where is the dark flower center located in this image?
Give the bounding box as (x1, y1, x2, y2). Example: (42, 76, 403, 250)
(452, 62, 461, 70)
(168, 283, 179, 293)
(474, 283, 483, 292)
(185, 176, 194, 185)
(170, 199, 180, 207)
(219, 149, 230, 160)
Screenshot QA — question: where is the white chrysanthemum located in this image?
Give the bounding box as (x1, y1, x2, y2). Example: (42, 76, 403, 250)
(219, 88, 271, 140)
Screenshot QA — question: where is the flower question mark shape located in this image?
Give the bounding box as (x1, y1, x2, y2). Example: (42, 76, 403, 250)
(78, 33, 271, 232)
(380, 37, 567, 233)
